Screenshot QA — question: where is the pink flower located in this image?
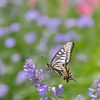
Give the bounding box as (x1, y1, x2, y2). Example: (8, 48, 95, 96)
(76, 0, 100, 16)
(88, 0, 99, 9)
(76, 3, 93, 16)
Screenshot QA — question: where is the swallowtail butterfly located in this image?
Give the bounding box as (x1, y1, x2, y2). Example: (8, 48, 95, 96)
(46, 42, 77, 83)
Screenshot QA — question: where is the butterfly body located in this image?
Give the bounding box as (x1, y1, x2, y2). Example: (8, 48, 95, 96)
(46, 42, 77, 83)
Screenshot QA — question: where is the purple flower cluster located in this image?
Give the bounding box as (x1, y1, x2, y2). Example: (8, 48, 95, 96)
(23, 59, 64, 100)
(34, 83, 51, 100)
(64, 15, 94, 28)
(89, 80, 100, 100)
(54, 30, 80, 43)
(25, 9, 62, 31)
(0, 22, 21, 38)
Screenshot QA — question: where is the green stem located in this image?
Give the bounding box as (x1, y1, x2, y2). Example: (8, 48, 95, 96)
(43, 80, 57, 100)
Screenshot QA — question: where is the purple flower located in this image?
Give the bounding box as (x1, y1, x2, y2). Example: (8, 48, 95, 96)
(30, 78, 40, 85)
(54, 31, 80, 43)
(89, 80, 100, 99)
(58, 84, 64, 95)
(52, 87, 57, 96)
(36, 16, 49, 27)
(16, 70, 27, 84)
(34, 82, 50, 99)
(64, 18, 77, 28)
(11, 53, 21, 62)
(52, 84, 64, 98)
(24, 59, 45, 83)
(24, 32, 37, 44)
(0, 0, 8, 8)
(63, 31, 80, 42)
(4, 37, 16, 48)
(25, 9, 40, 22)
(37, 84, 49, 96)
(54, 33, 64, 43)
(36, 69, 44, 80)
(76, 15, 95, 28)
(24, 59, 35, 77)
(45, 17, 61, 30)
(93, 80, 99, 88)
(25, 68, 36, 78)
(9, 22, 21, 33)
(0, 84, 9, 98)
(77, 94, 83, 100)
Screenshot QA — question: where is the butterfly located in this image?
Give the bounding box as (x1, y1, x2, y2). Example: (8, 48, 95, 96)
(46, 42, 77, 83)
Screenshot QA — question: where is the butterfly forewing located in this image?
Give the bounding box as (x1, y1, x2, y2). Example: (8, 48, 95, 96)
(51, 42, 74, 66)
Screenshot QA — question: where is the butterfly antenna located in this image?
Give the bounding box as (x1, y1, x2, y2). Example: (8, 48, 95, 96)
(41, 56, 48, 63)
(71, 77, 77, 83)
(41, 56, 49, 78)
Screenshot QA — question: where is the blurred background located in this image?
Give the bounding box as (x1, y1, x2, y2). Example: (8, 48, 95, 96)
(0, 0, 100, 100)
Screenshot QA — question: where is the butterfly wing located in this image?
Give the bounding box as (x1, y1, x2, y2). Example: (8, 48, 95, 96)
(51, 64, 67, 77)
(51, 42, 74, 66)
